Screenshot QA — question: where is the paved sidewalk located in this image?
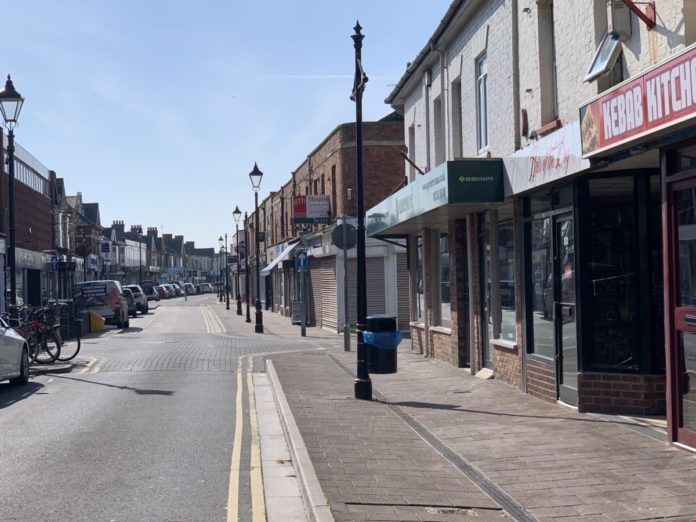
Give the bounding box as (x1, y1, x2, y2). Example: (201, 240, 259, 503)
(265, 350, 696, 520)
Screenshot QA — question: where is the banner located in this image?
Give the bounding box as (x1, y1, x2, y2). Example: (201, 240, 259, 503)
(292, 195, 330, 224)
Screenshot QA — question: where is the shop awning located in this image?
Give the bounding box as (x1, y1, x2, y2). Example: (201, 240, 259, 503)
(261, 241, 300, 276)
(366, 158, 504, 237)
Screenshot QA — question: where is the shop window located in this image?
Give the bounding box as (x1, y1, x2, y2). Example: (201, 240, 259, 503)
(439, 232, 451, 328)
(677, 187, 696, 306)
(498, 209, 516, 341)
(528, 216, 554, 359)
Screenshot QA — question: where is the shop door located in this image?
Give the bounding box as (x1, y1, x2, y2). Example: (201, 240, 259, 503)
(668, 178, 696, 448)
(555, 215, 578, 405)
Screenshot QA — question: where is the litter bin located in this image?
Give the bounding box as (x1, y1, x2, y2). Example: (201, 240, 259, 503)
(364, 315, 402, 374)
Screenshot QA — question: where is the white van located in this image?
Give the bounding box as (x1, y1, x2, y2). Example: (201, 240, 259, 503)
(74, 280, 130, 328)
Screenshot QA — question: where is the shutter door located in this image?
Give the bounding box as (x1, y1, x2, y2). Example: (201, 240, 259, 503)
(347, 258, 357, 326)
(308, 257, 322, 327)
(321, 257, 338, 331)
(346, 257, 386, 324)
(396, 253, 410, 331)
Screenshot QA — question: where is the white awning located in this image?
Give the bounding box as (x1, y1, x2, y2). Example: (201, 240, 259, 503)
(261, 241, 300, 276)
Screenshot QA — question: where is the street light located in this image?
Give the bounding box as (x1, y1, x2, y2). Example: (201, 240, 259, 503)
(218, 236, 224, 303)
(233, 205, 243, 316)
(136, 226, 143, 286)
(0, 75, 24, 308)
(244, 212, 251, 323)
(249, 163, 264, 334)
(219, 234, 229, 310)
(351, 22, 372, 401)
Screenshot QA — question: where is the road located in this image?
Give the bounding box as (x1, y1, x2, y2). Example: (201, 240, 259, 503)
(0, 294, 328, 522)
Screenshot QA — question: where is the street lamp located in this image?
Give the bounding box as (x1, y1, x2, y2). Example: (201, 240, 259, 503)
(244, 212, 251, 323)
(136, 226, 143, 286)
(218, 236, 224, 303)
(233, 205, 243, 316)
(0, 76, 24, 308)
(249, 163, 264, 334)
(351, 22, 372, 400)
(219, 234, 229, 310)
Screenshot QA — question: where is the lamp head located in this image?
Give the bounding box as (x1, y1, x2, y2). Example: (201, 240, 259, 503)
(249, 163, 263, 191)
(0, 75, 24, 129)
(233, 205, 242, 224)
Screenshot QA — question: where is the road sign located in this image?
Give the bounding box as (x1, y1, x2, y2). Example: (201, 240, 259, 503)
(332, 223, 357, 250)
(50, 255, 57, 272)
(295, 250, 308, 270)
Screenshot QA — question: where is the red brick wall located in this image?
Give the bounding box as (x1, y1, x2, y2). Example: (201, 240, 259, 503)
(449, 219, 469, 368)
(577, 373, 666, 415)
(411, 324, 425, 354)
(431, 330, 453, 365)
(527, 357, 556, 403)
(494, 345, 522, 388)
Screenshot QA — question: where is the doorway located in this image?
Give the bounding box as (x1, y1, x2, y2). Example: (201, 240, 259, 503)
(555, 214, 578, 405)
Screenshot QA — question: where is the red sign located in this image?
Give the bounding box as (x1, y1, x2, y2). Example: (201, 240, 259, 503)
(580, 44, 696, 156)
(292, 195, 330, 224)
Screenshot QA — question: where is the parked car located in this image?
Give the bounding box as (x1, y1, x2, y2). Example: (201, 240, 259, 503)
(0, 315, 29, 386)
(124, 284, 149, 314)
(155, 285, 168, 300)
(143, 285, 160, 302)
(170, 283, 183, 297)
(199, 283, 213, 293)
(161, 284, 176, 298)
(122, 288, 138, 317)
(184, 283, 196, 295)
(74, 280, 129, 328)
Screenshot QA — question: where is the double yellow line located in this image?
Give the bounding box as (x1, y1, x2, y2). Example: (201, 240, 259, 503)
(227, 355, 266, 522)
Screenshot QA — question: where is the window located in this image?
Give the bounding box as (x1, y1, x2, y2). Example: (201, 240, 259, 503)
(439, 232, 451, 328)
(584, 33, 621, 83)
(407, 125, 417, 182)
(476, 55, 489, 151)
(451, 80, 463, 158)
(416, 236, 424, 321)
(433, 96, 445, 166)
(538, 0, 558, 122)
(498, 212, 515, 341)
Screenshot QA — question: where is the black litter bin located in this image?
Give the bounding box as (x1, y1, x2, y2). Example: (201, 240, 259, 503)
(364, 314, 402, 374)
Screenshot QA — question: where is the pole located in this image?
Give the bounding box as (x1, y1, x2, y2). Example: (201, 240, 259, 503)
(300, 268, 306, 337)
(225, 233, 230, 310)
(351, 22, 371, 400)
(8, 129, 16, 307)
(254, 191, 264, 333)
(343, 216, 350, 351)
(83, 231, 88, 282)
(236, 223, 242, 315)
(138, 233, 142, 286)
(244, 212, 251, 323)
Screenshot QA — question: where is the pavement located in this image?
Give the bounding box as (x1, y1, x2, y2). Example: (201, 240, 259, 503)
(219, 305, 696, 522)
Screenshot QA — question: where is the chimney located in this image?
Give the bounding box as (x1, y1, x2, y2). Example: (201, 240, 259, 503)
(185, 241, 195, 250)
(162, 234, 173, 241)
(147, 227, 158, 238)
(175, 235, 184, 243)
(130, 224, 142, 235)
(112, 220, 125, 234)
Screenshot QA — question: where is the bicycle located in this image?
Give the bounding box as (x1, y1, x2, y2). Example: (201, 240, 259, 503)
(56, 308, 81, 362)
(2, 305, 59, 364)
(27, 305, 62, 365)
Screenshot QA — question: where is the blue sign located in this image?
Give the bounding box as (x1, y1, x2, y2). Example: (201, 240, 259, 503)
(295, 250, 308, 270)
(50, 255, 58, 272)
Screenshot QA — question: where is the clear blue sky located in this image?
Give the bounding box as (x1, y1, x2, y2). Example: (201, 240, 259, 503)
(5, 0, 450, 249)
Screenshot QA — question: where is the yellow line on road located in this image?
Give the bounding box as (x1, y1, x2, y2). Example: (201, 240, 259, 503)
(247, 357, 267, 521)
(227, 358, 244, 522)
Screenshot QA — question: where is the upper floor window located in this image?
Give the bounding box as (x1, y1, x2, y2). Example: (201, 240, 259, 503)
(476, 55, 489, 151)
(433, 96, 445, 166)
(585, 32, 621, 83)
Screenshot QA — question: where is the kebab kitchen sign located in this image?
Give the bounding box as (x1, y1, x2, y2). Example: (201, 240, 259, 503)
(580, 43, 696, 157)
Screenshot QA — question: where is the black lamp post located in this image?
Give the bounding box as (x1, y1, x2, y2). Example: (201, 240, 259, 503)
(233, 205, 243, 316)
(351, 22, 371, 401)
(82, 230, 88, 282)
(244, 212, 251, 323)
(249, 163, 264, 334)
(0, 76, 24, 308)
(219, 234, 229, 310)
(137, 226, 143, 286)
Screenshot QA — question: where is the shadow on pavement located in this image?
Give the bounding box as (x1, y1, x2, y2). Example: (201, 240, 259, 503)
(387, 400, 651, 427)
(0, 381, 46, 409)
(50, 374, 174, 396)
(117, 326, 144, 334)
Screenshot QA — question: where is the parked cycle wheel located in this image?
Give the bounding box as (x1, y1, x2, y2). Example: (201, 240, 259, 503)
(34, 330, 61, 364)
(57, 332, 81, 361)
(26, 336, 41, 365)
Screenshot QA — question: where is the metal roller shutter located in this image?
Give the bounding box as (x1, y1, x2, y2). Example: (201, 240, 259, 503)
(308, 257, 322, 327)
(347, 257, 386, 325)
(321, 257, 338, 331)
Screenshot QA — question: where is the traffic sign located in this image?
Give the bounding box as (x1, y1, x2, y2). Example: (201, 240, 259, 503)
(332, 223, 357, 250)
(295, 250, 308, 270)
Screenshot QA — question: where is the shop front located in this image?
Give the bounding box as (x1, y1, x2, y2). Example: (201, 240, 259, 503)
(579, 42, 696, 449)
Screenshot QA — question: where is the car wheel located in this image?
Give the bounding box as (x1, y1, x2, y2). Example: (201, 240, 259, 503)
(10, 347, 29, 386)
(144, 304, 149, 314)
(125, 317, 130, 329)
(130, 310, 136, 318)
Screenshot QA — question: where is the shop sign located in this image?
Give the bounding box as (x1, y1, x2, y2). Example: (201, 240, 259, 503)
(366, 159, 503, 236)
(504, 121, 590, 196)
(292, 195, 331, 224)
(580, 43, 696, 157)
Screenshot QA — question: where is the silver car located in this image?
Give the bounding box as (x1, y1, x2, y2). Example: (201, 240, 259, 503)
(0, 316, 29, 386)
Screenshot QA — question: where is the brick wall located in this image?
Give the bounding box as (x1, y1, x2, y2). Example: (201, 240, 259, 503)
(577, 373, 666, 416)
(411, 324, 425, 354)
(527, 357, 556, 403)
(431, 330, 453, 365)
(493, 344, 522, 389)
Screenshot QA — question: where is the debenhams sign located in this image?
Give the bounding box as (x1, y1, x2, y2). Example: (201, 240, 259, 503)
(580, 42, 696, 157)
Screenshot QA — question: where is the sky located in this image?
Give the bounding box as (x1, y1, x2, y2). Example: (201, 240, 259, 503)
(4, 0, 451, 249)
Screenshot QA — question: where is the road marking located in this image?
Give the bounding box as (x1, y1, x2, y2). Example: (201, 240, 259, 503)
(227, 358, 244, 522)
(77, 357, 99, 374)
(201, 304, 226, 334)
(247, 357, 267, 521)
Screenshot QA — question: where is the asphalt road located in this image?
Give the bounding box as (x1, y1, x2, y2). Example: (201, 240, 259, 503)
(0, 294, 319, 522)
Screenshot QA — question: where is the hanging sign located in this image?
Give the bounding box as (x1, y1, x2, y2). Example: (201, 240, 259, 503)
(292, 195, 331, 224)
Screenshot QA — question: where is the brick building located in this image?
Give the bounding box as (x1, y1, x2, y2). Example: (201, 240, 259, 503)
(367, 0, 696, 451)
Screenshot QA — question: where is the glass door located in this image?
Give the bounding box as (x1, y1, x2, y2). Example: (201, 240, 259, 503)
(671, 180, 696, 448)
(555, 215, 578, 405)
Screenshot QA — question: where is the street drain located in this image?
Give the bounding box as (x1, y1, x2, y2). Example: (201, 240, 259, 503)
(345, 501, 502, 513)
(323, 395, 352, 400)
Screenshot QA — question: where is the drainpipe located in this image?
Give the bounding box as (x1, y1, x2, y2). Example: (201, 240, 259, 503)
(512, 0, 521, 151)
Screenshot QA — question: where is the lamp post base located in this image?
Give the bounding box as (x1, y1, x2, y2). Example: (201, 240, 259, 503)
(354, 378, 372, 400)
(255, 304, 264, 334)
